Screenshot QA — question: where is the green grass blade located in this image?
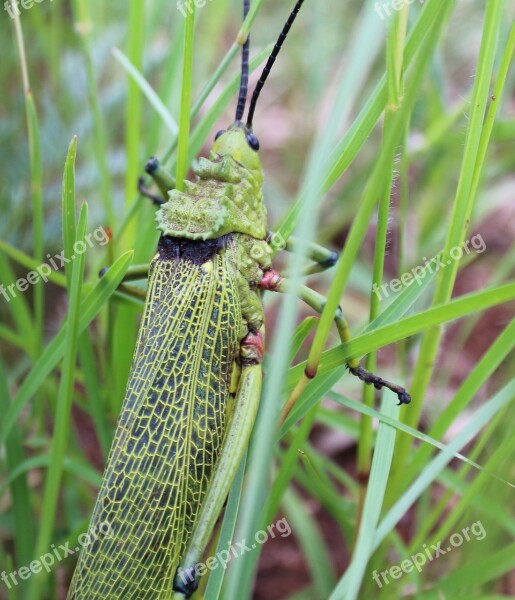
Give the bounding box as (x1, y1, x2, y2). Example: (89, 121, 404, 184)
(11, 6, 44, 357)
(112, 47, 178, 136)
(396, 0, 506, 465)
(203, 453, 247, 600)
(267, 406, 319, 524)
(401, 317, 515, 489)
(78, 332, 111, 459)
(359, 5, 408, 477)
(422, 422, 515, 550)
(123, 0, 146, 219)
(0, 356, 34, 568)
(374, 379, 515, 550)
(0, 250, 133, 445)
(0, 454, 102, 498)
(0, 241, 68, 290)
(62, 136, 78, 286)
(175, 5, 196, 191)
(27, 202, 88, 600)
(0, 252, 35, 354)
(418, 543, 515, 599)
(329, 396, 399, 600)
(303, 0, 454, 385)
(326, 392, 510, 482)
(69, 0, 114, 226)
(283, 487, 336, 597)
(286, 282, 515, 381)
(25, 93, 44, 357)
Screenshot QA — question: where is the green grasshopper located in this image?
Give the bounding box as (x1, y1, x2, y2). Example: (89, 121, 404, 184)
(68, 1, 410, 597)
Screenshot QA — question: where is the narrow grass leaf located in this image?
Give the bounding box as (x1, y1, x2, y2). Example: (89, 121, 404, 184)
(62, 136, 78, 286)
(28, 202, 88, 599)
(283, 487, 336, 597)
(374, 380, 515, 551)
(0, 357, 34, 567)
(175, 5, 196, 190)
(330, 396, 399, 600)
(112, 47, 178, 137)
(204, 453, 247, 599)
(0, 251, 133, 444)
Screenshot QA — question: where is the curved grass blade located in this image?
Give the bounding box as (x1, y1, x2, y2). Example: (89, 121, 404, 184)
(0, 454, 102, 498)
(112, 47, 179, 136)
(374, 379, 515, 551)
(328, 395, 399, 600)
(326, 392, 513, 484)
(27, 202, 89, 600)
(286, 281, 515, 383)
(0, 356, 34, 567)
(62, 136, 78, 286)
(175, 4, 196, 191)
(417, 546, 515, 599)
(203, 453, 247, 600)
(0, 250, 133, 445)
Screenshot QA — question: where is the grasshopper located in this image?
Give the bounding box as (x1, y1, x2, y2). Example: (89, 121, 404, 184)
(68, 1, 410, 597)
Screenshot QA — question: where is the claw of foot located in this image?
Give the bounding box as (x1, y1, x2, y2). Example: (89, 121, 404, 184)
(347, 365, 411, 405)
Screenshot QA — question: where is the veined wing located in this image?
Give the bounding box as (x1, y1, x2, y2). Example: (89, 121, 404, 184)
(68, 236, 243, 599)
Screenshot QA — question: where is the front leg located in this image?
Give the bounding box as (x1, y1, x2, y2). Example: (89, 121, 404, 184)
(138, 157, 176, 206)
(282, 234, 339, 275)
(99, 263, 150, 301)
(259, 269, 411, 419)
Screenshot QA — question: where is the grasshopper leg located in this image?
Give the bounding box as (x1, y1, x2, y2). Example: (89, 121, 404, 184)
(137, 177, 166, 206)
(172, 332, 264, 598)
(259, 269, 411, 420)
(144, 156, 176, 195)
(99, 264, 150, 301)
(138, 156, 176, 206)
(281, 234, 339, 275)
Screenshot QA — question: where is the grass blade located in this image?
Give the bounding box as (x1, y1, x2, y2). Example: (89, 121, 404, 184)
(27, 202, 88, 600)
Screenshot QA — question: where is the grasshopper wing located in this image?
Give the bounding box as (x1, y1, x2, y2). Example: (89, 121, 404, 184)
(68, 238, 243, 599)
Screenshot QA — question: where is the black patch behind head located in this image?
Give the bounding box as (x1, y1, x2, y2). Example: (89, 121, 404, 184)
(158, 234, 232, 266)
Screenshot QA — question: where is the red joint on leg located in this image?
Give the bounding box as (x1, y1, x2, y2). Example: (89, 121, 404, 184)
(304, 366, 317, 380)
(241, 331, 264, 364)
(259, 269, 282, 292)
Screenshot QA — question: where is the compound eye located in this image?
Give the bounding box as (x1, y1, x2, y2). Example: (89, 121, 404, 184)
(214, 129, 226, 141)
(246, 133, 260, 151)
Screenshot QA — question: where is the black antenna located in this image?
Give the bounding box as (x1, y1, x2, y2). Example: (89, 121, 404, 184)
(246, 0, 305, 129)
(235, 0, 250, 122)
